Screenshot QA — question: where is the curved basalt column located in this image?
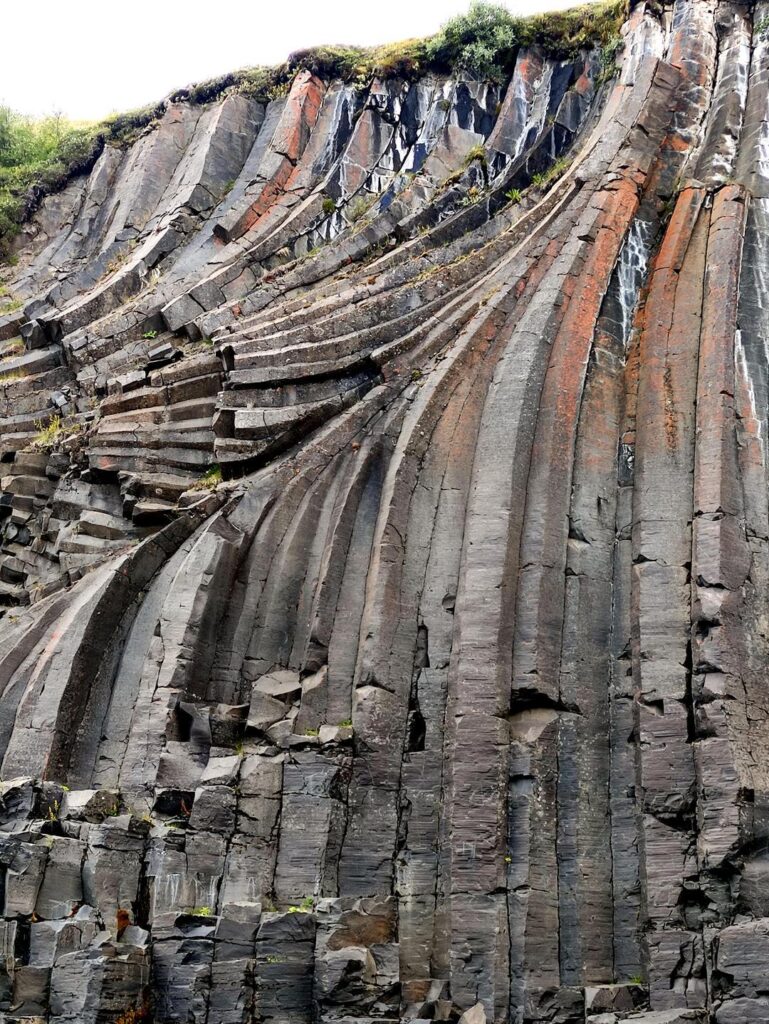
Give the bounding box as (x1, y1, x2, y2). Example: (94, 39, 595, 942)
(3, 2, 769, 1021)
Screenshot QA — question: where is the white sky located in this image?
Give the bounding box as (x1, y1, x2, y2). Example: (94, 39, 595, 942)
(1, 0, 595, 122)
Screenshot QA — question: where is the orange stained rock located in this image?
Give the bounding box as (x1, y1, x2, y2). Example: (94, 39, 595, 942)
(637, 187, 706, 458)
(545, 183, 639, 479)
(233, 72, 327, 239)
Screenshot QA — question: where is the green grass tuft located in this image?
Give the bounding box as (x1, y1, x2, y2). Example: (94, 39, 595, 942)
(191, 464, 223, 490)
(31, 414, 82, 450)
(287, 896, 315, 913)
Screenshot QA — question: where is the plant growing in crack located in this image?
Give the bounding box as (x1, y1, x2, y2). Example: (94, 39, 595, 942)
(191, 464, 222, 490)
(287, 896, 315, 913)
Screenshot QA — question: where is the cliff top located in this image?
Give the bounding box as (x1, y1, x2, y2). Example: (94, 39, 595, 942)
(0, 0, 625, 260)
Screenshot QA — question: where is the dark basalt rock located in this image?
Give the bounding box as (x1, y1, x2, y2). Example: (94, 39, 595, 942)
(1, 1, 769, 1020)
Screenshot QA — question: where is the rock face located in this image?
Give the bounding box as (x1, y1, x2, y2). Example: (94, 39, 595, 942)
(1, 0, 769, 1020)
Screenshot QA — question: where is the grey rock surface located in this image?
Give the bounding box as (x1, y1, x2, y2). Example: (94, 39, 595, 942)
(0, 1, 768, 1021)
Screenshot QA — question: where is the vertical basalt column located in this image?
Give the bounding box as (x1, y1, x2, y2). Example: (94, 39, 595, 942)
(734, 3, 769, 886)
(506, 182, 639, 1020)
(557, 214, 652, 990)
(609, 251, 645, 986)
(631, 186, 709, 1011)
(691, 185, 750, 889)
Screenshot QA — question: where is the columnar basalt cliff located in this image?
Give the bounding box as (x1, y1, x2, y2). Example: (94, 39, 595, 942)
(0, 0, 768, 1020)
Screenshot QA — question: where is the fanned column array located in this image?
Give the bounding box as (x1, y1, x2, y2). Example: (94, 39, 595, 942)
(1, 2, 769, 1021)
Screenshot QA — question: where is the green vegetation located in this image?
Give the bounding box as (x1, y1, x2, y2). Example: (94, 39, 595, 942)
(141, 329, 158, 340)
(287, 896, 315, 913)
(426, 2, 517, 81)
(0, 103, 161, 261)
(347, 193, 376, 223)
(531, 155, 571, 189)
(426, 0, 625, 79)
(0, 297, 22, 315)
(598, 32, 623, 84)
(31, 414, 82, 451)
(505, 187, 522, 204)
(321, 196, 336, 216)
(187, 906, 213, 917)
(464, 143, 488, 168)
(191, 464, 223, 490)
(513, 1, 626, 57)
(0, 369, 24, 383)
(0, 1, 626, 260)
(1, 337, 23, 357)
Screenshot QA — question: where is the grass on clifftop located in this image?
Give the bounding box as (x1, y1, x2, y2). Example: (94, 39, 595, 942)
(0, 103, 162, 261)
(0, 0, 626, 262)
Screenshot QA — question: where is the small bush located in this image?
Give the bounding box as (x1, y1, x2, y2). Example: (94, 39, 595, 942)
(321, 196, 336, 216)
(288, 46, 368, 81)
(427, 2, 518, 81)
(141, 329, 158, 340)
(505, 188, 522, 204)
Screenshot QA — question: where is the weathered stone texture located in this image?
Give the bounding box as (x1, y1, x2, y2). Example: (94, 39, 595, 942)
(1, 1, 769, 1020)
